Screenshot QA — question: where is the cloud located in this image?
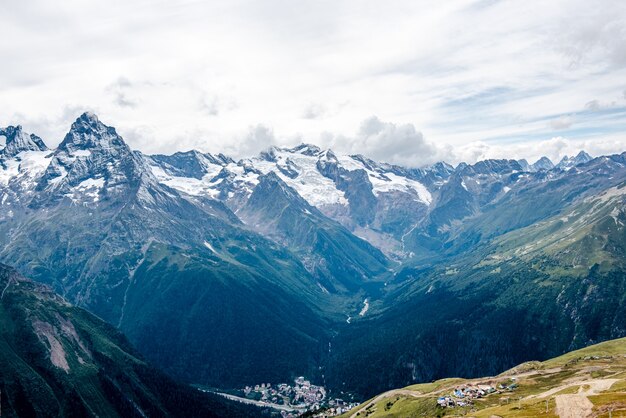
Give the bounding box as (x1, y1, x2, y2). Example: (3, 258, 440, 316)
(584, 99, 616, 111)
(106, 77, 137, 108)
(449, 135, 626, 167)
(317, 116, 447, 167)
(0, 0, 625, 160)
(554, 0, 626, 69)
(224, 124, 278, 159)
(301, 103, 327, 120)
(318, 116, 624, 167)
(353, 117, 443, 166)
(199, 95, 219, 116)
(113, 92, 136, 108)
(549, 115, 574, 130)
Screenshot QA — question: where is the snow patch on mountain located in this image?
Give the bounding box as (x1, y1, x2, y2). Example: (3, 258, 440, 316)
(337, 155, 432, 203)
(72, 178, 105, 202)
(252, 150, 348, 207)
(0, 158, 19, 186)
(359, 298, 370, 316)
(147, 144, 435, 213)
(204, 241, 217, 253)
(71, 149, 92, 158)
(0, 150, 52, 187)
(335, 155, 364, 172)
(47, 166, 68, 186)
(150, 164, 222, 198)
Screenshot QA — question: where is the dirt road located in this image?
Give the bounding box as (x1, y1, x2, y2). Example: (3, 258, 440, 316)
(555, 393, 593, 418)
(553, 379, 618, 418)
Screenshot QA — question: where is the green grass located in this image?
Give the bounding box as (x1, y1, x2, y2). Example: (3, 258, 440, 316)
(543, 337, 626, 367)
(404, 378, 466, 394)
(610, 380, 626, 391)
(474, 397, 559, 418)
(341, 337, 626, 418)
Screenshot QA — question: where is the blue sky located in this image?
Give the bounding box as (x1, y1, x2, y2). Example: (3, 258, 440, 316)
(1, 0, 625, 166)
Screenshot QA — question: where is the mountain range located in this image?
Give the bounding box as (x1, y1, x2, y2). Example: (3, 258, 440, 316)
(1, 113, 624, 408)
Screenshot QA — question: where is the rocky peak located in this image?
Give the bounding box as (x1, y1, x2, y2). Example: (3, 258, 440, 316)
(245, 171, 312, 215)
(517, 159, 531, 171)
(34, 114, 151, 204)
(316, 149, 339, 173)
(575, 150, 592, 161)
(531, 156, 555, 171)
(318, 149, 338, 162)
(350, 154, 380, 171)
(287, 143, 322, 156)
(459, 159, 523, 176)
(57, 112, 130, 155)
(259, 147, 279, 162)
(0, 125, 48, 158)
(207, 152, 234, 166)
(150, 150, 231, 180)
(557, 150, 592, 170)
(428, 161, 455, 176)
(411, 161, 454, 188)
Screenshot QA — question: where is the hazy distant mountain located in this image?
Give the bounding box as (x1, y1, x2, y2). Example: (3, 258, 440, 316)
(531, 156, 555, 171)
(556, 150, 593, 170)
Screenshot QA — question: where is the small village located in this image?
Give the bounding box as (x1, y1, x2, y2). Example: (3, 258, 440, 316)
(436, 379, 518, 409)
(240, 377, 359, 417)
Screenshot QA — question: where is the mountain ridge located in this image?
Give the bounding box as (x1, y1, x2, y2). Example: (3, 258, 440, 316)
(2, 112, 623, 404)
(0, 262, 262, 418)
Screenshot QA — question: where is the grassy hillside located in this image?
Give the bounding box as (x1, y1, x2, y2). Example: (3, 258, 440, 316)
(0, 263, 265, 417)
(340, 337, 626, 417)
(118, 241, 337, 388)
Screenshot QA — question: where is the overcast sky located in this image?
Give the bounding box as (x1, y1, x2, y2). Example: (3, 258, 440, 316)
(1, 0, 626, 166)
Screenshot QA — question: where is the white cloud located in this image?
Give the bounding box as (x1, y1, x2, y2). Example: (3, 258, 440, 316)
(302, 103, 327, 120)
(106, 77, 137, 108)
(225, 124, 279, 159)
(449, 136, 626, 167)
(549, 115, 574, 130)
(584, 99, 617, 111)
(324, 116, 446, 167)
(0, 0, 624, 160)
(315, 116, 624, 167)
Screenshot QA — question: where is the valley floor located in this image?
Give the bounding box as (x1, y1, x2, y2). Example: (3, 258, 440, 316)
(210, 392, 305, 413)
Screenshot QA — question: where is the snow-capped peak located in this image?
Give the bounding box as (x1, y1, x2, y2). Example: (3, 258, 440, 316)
(0, 125, 49, 158)
(57, 112, 129, 155)
(284, 143, 322, 157)
(531, 156, 555, 171)
(556, 150, 592, 170)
